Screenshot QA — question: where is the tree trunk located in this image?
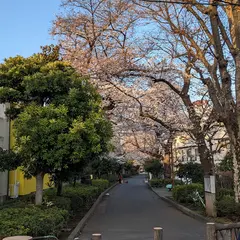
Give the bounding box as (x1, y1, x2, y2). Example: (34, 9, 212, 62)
(232, 146, 240, 203)
(35, 172, 44, 205)
(196, 134, 214, 175)
(181, 94, 214, 174)
(57, 179, 63, 196)
(196, 134, 216, 217)
(163, 134, 173, 178)
(225, 124, 240, 202)
(228, 132, 240, 203)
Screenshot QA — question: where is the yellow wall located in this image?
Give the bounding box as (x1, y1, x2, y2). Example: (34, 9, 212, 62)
(9, 121, 51, 196)
(9, 169, 50, 196)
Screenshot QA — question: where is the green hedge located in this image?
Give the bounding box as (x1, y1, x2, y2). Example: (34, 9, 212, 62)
(44, 183, 108, 212)
(216, 188, 234, 201)
(107, 174, 118, 183)
(62, 185, 99, 212)
(92, 179, 109, 192)
(1, 182, 111, 238)
(43, 188, 72, 211)
(215, 195, 240, 221)
(172, 184, 204, 204)
(101, 174, 118, 183)
(150, 179, 165, 188)
(0, 199, 27, 210)
(0, 206, 69, 239)
(45, 195, 72, 211)
(216, 195, 237, 218)
(150, 179, 182, 188)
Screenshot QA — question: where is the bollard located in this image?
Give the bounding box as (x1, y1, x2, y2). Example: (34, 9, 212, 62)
(206, 223, 216, 240)
(92, 233, 102, 240)
(154, 227, 163, 240)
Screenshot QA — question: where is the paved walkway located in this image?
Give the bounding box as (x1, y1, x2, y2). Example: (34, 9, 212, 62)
(78, 175, 205, 240)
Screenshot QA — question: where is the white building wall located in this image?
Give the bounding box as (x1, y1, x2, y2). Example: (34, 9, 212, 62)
(173, 129, 229, 166)
(0, 104, 10, 203)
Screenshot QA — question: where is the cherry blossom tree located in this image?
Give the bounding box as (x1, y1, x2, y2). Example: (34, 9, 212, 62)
(133, 0, 240, 203)
(52, 0, 230, 215)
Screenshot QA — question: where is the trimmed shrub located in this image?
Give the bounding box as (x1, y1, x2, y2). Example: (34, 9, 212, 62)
(216, 188, 234, 201)
(173, 184, 204, 204)
(150, 179, 165, 188)
(165, 179, 182, 186)
(92, 179, 109, 192)
(107, 174, 118, 183)
(163, 179, 172, 185)
(44, 185, 98, 212)
(174, 180, 183, 185)
(0, 182, 113, 239)
(44, 188, 57, 197)
(100, 174, 118, 183)
(150, 179, 183, 188)
(0, 199, 26, 210)
(0, 206, 69, 239)
(215, 194, 240, 221)
(62, 185, 99, 212)
(44, 196, 71, 211)
(44, 183, 110, 212)
(43, 188, 70, 209)
(216, 195, 237, 218)
(20, 193, 36, 204)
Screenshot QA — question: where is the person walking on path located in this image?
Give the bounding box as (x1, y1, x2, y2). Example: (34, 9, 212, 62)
(118, 173, 123, 184)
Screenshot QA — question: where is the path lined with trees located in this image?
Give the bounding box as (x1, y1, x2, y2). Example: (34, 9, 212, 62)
(52, 0, 240, 217)
(1, 0, 240, 238)
(78, 175, 205, 240)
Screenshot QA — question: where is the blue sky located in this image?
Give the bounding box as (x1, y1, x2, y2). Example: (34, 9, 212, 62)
(0, 0, 61, 62)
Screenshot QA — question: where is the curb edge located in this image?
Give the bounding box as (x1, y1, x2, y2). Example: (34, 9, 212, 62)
(148, 183, 209, 223)
(67, 183, 118, 240)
